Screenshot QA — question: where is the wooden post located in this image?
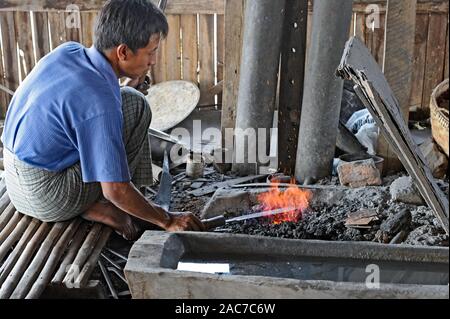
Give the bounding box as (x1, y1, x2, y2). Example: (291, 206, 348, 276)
(221, 0, 245, 145)
(377, 0, 417, 174)
(277, 0, 308, 175)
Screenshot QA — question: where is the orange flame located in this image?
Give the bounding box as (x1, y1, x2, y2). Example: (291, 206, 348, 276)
(257, 179, 312, 224)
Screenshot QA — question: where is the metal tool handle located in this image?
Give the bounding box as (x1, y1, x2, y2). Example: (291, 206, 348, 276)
(201, 215, 226, 230)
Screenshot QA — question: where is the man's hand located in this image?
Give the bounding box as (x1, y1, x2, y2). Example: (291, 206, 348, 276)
(101, 182, 206, 232)
(122, 74, 152, 95)
(165, 211, 206, 232)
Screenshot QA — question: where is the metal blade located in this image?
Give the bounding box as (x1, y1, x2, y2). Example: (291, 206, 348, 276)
(226, 206, 297, 223)
(154, 151, 173, 211)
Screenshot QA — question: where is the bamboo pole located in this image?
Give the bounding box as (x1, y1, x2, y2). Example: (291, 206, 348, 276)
(26, 218, 81, 299)
(10, 221, 69, 299)
(0, 203, 16, 234)
(0, 214, 31, 262)
(0, 219, 40, 286)
(0, 221, 50, 299)
(75, 226, 112, 288)
(51, 221, 90, 285)
(61, 223, 103, 287)
(0, 210, 21, 246)
(0, 191, 11, 214)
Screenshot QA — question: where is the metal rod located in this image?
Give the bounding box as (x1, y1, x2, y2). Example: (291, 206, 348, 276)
(101, 253, 122, 271)
(105, 248, 128, 262)
(107, 267, 127, 285)
(98, 260, 118, 299)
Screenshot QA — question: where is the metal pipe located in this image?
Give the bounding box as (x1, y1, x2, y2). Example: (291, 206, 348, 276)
(232, 0, 286, 176)
(295, 0, 353, 182)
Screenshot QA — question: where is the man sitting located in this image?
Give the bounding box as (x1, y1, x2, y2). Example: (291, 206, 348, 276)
(1, 0, 204, 240)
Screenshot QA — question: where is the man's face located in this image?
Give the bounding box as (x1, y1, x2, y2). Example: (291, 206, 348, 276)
(119, 33, 161, 79)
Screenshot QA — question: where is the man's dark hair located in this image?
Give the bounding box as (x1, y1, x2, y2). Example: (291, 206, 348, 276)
(94, 0, 168, 53)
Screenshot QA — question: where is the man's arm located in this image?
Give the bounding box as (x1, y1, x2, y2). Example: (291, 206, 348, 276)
(101, 181, 205, 231)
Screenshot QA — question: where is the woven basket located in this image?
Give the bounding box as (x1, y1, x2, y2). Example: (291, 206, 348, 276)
(430, 79, 449, 157)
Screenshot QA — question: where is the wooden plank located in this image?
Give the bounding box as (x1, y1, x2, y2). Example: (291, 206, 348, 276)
(0, 12, 19, 100)
(305, 9, 313, 64)
(221, 0, 245, 140)
(48, 11, 66, 50)
(354, 12, 366, 42)
(377, 0, 417, 174)
(278, 0, 308, 175)
(180, 14, 198, 83)
(80, 11, 97, 48)
(216, 14, 225, 104)
(64, 10, 81, 42)
(421, 13, 447, 114)
(444, 17, 449, 79)
(0, 0, 225, 14)
(353, 1, 448, 13)
(164, 15, 181, 81)
(409, 13, 429, 111)
(14, 11, 35, 81)
(0, 26, 8, 117)
(152, 23, 168, 83)
(33, 12, 51, 62)
(198, 14, 215, 106)
(365, 12, 385, 66)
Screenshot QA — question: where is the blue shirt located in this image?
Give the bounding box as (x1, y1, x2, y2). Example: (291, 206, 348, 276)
(1, 42, 131, 183)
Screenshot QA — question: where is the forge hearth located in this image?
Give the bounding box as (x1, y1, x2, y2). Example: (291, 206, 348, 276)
(200, 186, 448, 246)
(124, 231, 449, 299)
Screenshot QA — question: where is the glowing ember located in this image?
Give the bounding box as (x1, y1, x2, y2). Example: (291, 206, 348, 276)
(257, 180, 312, 224)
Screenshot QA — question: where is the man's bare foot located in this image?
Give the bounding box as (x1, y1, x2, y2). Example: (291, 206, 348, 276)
(82, 201, 141, 241)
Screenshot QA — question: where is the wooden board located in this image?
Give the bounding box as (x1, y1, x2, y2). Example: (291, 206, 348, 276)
(80, 11, 97, 48)
(277, 0, 308, 175)
(180, 14, 198, 84)
(377, 0, 417, 174)
(221, 0, 245, 141)
(164, 15, 181, 81)
(421, 13, 448, 114)
(198, 14, 215, 106)
(445, 18, 449, 79)
(409, 13, 430, 110)
(64, 10, 81, 42)
(216, 14, 225, 105)
(33, 12, 51, 62)
(14, 11, 35, 81)
(48, 11, 66, 50)
(365, 12, 385, 67)
(0, 0, 225, 14)
(0, 12, 19, 103)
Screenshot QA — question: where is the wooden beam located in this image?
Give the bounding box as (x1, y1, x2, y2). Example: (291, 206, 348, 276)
(377, 0, 417, 174)
(277, 0, 308, 175)
(0, 0, 225, 14)
(221, 0, 245, 144)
